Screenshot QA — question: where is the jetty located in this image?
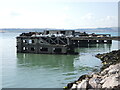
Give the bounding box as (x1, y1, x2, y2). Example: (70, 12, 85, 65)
(16, 30, 120, 54)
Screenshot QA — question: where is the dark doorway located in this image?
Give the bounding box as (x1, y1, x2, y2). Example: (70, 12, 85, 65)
(46, 31, 49, 34)
(40, 47, 48, 51)
(54, 48, 62, 53)
(31, 47, 35, 51)
(60, 31, 65, 35)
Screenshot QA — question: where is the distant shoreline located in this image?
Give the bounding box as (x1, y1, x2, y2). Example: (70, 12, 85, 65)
(0, 27, 118, 33)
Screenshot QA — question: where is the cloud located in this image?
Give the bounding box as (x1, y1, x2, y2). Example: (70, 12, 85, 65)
(0, 8, 70, 28)
(64, 13, 118, 28)
(0, 8, 117, 29)
(71, 13, 96, 28)
(96, 16, 118, 27)
(80, 13, 94, 20)
(0, 0, 118, 29)
(32, 0, 119, 2)
(10, 12, 21, 17)
(63, 6, 70, 11)
(44, 0, 119, 2)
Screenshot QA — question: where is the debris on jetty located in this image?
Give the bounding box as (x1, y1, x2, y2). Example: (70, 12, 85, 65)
(64, 49, 120, 89)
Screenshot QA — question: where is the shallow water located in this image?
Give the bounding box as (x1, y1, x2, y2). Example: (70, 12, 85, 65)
(1, 32, 119, 88)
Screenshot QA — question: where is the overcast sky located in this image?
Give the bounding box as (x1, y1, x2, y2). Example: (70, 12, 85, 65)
(0, 0, 119, 29)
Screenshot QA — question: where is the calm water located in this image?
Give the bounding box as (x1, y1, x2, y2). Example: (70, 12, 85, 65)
(1, 32, 119, 88)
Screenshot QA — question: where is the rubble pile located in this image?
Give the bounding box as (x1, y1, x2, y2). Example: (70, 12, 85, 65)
(65, 50, 120, 90)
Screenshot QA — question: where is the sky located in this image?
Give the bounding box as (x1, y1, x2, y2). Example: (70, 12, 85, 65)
(0, 0, 119, 29)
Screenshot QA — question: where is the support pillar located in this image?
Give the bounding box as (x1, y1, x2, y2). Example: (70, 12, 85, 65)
(79, 40, 88, 47)
(107, 40, 112, 44)
(16, 38, 22, 53)
(89, 40, 97, 44)
(73, 40, 79, 47)
(98, 40, 104, 43)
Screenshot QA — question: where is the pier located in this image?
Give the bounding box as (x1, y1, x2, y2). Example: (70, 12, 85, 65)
(71, 36, 120, 47)
(17, 36, 77, 54)
(16, 30, 120, 54)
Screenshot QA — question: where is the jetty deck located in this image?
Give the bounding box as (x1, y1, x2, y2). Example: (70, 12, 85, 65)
(71, 36, 120, 40)
(71, 36, 120, 47)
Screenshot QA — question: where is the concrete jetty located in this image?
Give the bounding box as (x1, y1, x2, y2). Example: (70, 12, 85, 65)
(16, 30, 119, 54)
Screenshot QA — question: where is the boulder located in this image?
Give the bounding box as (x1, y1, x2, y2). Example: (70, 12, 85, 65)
(65, 50, 120, 89)
(70, 84, 77, 90)
(102, 74, 119, 88)
(89, 76, 101, 88)
(77, 79, 88, 89)
(77, 74, 90, 81)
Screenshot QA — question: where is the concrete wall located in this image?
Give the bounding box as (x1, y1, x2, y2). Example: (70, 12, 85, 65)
(17, 37, 70, 54)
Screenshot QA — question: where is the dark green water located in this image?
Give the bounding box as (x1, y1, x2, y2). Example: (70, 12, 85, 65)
(1, 32, 119, 88)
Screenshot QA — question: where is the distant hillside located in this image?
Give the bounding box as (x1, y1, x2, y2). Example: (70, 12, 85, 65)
(0, 27, 118, 33)
(75, 27, 118, 32)
(0, 28, 45, 33)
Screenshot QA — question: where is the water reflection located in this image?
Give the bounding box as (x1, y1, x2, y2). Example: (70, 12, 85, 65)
(89, 43, 111, 48)
(17, 54, 78, 71)
(75, 43, 111, 53)
(15, 39, 114, 88)
(17, 43, 111, 72)
(2, 32, 117, 88)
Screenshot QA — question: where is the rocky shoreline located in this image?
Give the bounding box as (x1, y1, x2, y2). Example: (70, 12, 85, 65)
(64, 49, 120, 90)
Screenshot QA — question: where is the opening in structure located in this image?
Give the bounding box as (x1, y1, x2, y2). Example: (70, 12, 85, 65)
(29, 40, 35, 44)
(23, 40, 27, 43)
(60, 31, 65, 35)
(40, 40, 44, 44)
(40, 47, 48, 51)
(31, 47, 35, 51)
(32, 40, 34, 43)
(53, 48, 62, 53)
(46, 31, 49, 34)
(23, 47, 28, 51)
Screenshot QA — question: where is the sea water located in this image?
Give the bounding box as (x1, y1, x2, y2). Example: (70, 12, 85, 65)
(0, 31, 119, 88)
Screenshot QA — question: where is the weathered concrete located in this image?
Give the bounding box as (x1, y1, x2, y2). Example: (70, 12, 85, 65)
(17, 36, 78, 54)
(89, 40, 97, 44)
(17, 31, 120, 54)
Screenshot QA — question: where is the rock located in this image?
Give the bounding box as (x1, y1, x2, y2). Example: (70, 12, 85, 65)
(67, 82, 74, 89)
(65, 50, 120, 89)
(88, 76, 101, 88)
(77, 74, 90, 81)
(108, 68, 119, 75)
(70, 84, 77, 90)
(77, 79, 88, 89)
(100, 68, 109, 76)
(113, 85, 120, 89)
(102, 74, 119, 88)
(97, 84, 102, 88)
(96, 49, 120, 70)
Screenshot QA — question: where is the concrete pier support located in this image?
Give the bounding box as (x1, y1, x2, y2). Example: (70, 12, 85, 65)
(79, 40, 88, 47)
(16, 38, 22, 53)
(79, 40, 88, 44)
(98, 40, 104, 43)
(89, 40, 97, 44)
(107, 40, 112, 44)
(16, 36, 78, 54)
(73, 40, 79, 47)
